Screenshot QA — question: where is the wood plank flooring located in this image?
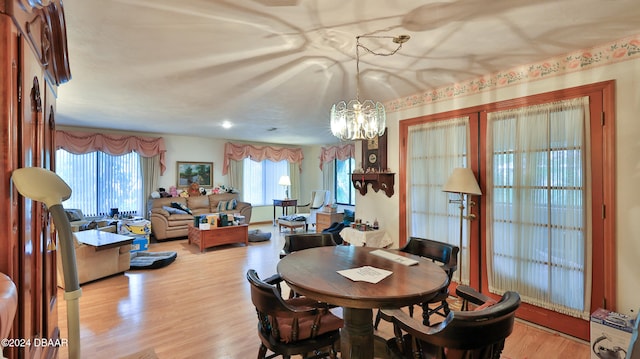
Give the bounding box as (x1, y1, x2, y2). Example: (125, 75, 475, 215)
(56, 224, 589, 358)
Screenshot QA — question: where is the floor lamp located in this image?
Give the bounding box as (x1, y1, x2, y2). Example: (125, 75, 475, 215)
(11, 167, 81, 359)
(442, 168, 482, 284)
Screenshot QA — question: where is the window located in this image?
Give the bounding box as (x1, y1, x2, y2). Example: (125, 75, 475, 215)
(55, 149, 143, 217)
(335, 158, 355, 205)
(242, 158, 288, 206)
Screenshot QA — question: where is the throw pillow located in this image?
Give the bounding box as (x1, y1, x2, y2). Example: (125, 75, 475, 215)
(171, 202, 192, 215)
(79, 221, 98, 231)
(65, 209, 83, 222)
(343, 209, 355, 223)
(162, 205, 188, 215)
(217, 200, 229, 212)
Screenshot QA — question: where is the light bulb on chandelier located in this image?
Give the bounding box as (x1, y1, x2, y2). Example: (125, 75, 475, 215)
(330, 33, 410, 141)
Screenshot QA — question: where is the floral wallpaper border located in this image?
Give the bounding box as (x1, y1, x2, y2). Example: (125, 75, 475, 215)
(386, 34, 640, 112)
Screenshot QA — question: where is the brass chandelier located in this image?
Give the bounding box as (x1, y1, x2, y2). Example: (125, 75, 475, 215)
(330, 33, 410, 141)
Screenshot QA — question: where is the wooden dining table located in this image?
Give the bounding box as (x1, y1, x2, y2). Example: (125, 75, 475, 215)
(277, 246, 449, 359)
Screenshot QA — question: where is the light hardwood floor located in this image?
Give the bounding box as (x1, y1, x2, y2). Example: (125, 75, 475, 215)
(57, 224, 589, 358)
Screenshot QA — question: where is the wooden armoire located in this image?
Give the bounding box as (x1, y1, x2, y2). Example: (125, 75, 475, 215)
(1, 1, 71, 358)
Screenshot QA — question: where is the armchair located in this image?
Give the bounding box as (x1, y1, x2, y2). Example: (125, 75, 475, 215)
(296, 190, 329, 226)
(384, 286, 520, 359)
(57, 210, 129, 289)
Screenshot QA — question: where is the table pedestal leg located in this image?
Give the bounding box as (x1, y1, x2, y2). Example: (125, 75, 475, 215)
(341, 307, 374, 359)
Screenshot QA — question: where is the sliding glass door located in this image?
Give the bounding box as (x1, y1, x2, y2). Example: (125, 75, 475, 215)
(400, 81, 613, 339)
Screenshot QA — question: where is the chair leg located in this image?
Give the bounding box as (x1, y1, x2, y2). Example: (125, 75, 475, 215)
(442, 300, 450, 315)
(257, 344, 267, 359)
(374, 309, 384, 330)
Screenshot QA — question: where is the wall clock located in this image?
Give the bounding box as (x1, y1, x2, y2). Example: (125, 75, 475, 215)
(362, 128, 387, 172)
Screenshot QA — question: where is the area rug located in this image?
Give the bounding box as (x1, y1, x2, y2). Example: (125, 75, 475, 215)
(118, 347, 158, 359)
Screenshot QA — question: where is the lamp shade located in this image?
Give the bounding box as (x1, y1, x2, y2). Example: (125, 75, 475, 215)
(278, 175, 291, 186)
(442, 168, 482, 195)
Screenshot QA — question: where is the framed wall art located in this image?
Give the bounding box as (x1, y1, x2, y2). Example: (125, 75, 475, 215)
(176, 161, 213, 188)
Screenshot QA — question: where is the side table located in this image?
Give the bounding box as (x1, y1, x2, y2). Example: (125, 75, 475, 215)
(273, 199, 297, 225)
(341, 227, 393, 248)
(316, 212, 344, 232)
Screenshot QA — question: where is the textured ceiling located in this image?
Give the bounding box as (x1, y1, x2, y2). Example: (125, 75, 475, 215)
(56, 0, 640, 145)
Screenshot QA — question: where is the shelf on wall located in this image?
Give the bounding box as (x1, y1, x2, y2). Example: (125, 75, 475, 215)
(351, 173, 395, 198)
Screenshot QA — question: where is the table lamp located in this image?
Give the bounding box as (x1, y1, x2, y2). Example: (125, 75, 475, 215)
(442, 167, 482, 284)
(279, 175, 291, 199)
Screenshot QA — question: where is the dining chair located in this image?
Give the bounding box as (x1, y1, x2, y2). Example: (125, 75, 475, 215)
(279, 233, 339, 298)
(374, 237, 458, 329)
(246, 269, 342, 359)
(279, 233, 338, 259)
(383, 285, 521, 359)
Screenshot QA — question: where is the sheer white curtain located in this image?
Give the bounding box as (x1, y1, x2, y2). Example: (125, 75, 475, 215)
(486, 96, 592, 319)
(407, 117, 471, 283)
(242, 158, 289, 205)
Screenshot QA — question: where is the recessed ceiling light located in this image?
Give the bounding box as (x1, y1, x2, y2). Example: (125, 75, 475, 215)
(222, 121, 233, 129)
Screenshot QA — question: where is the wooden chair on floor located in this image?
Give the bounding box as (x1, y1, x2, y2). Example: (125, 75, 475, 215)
(374, 237, 458, 329)
(279, 233, 338, 298)
(383, 286, 520, 359)
(246, 269, 342, 359)
(279, 233, 338, 259)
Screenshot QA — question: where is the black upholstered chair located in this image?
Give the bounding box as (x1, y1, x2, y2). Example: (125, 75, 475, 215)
(246, 269, 342, 359)
(374, 237, 459, 329)
(384, 286, 521, 359)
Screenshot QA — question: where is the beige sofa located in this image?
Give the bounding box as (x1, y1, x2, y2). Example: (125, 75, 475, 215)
(149, 193, 252, 241)
(57, 214, 131, 288)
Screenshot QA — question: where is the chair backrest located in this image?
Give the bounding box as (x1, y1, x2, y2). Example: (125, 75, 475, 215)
(246, 269, 343, 347)
(402, 237, 459, 278)
(388, 290, 520, 358)
(247, 269, 292, 317)
(281, 233, 337, 256)
(310, 190, 329, 209)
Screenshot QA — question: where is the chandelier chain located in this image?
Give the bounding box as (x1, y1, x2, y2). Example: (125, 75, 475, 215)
(330, 32, 409, 141)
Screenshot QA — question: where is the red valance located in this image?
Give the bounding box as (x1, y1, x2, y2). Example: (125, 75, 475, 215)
(55, 131, 167, 174)
(223, 142, 304, 175)
(319, 143, 355, 170)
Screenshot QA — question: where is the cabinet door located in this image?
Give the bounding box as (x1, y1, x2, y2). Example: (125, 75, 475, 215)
(42, 78, 61, 356)
(19, 32, 48, 359)
(0, 15, 21, 359)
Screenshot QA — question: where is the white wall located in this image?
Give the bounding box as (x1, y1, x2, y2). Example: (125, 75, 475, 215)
(363, 56, 640, 316)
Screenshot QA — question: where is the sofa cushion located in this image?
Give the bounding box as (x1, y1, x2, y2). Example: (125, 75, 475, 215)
(171, 202, 192, 214)
(187, 195, 209, 210)
(162, 205, 189, 215)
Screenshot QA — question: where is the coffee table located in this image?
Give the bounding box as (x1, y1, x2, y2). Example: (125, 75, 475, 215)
(73, 229, 133, 251)
(188, 224, 249, 252)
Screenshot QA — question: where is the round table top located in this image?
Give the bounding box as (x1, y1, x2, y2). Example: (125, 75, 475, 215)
(277, 246, 449, 309)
